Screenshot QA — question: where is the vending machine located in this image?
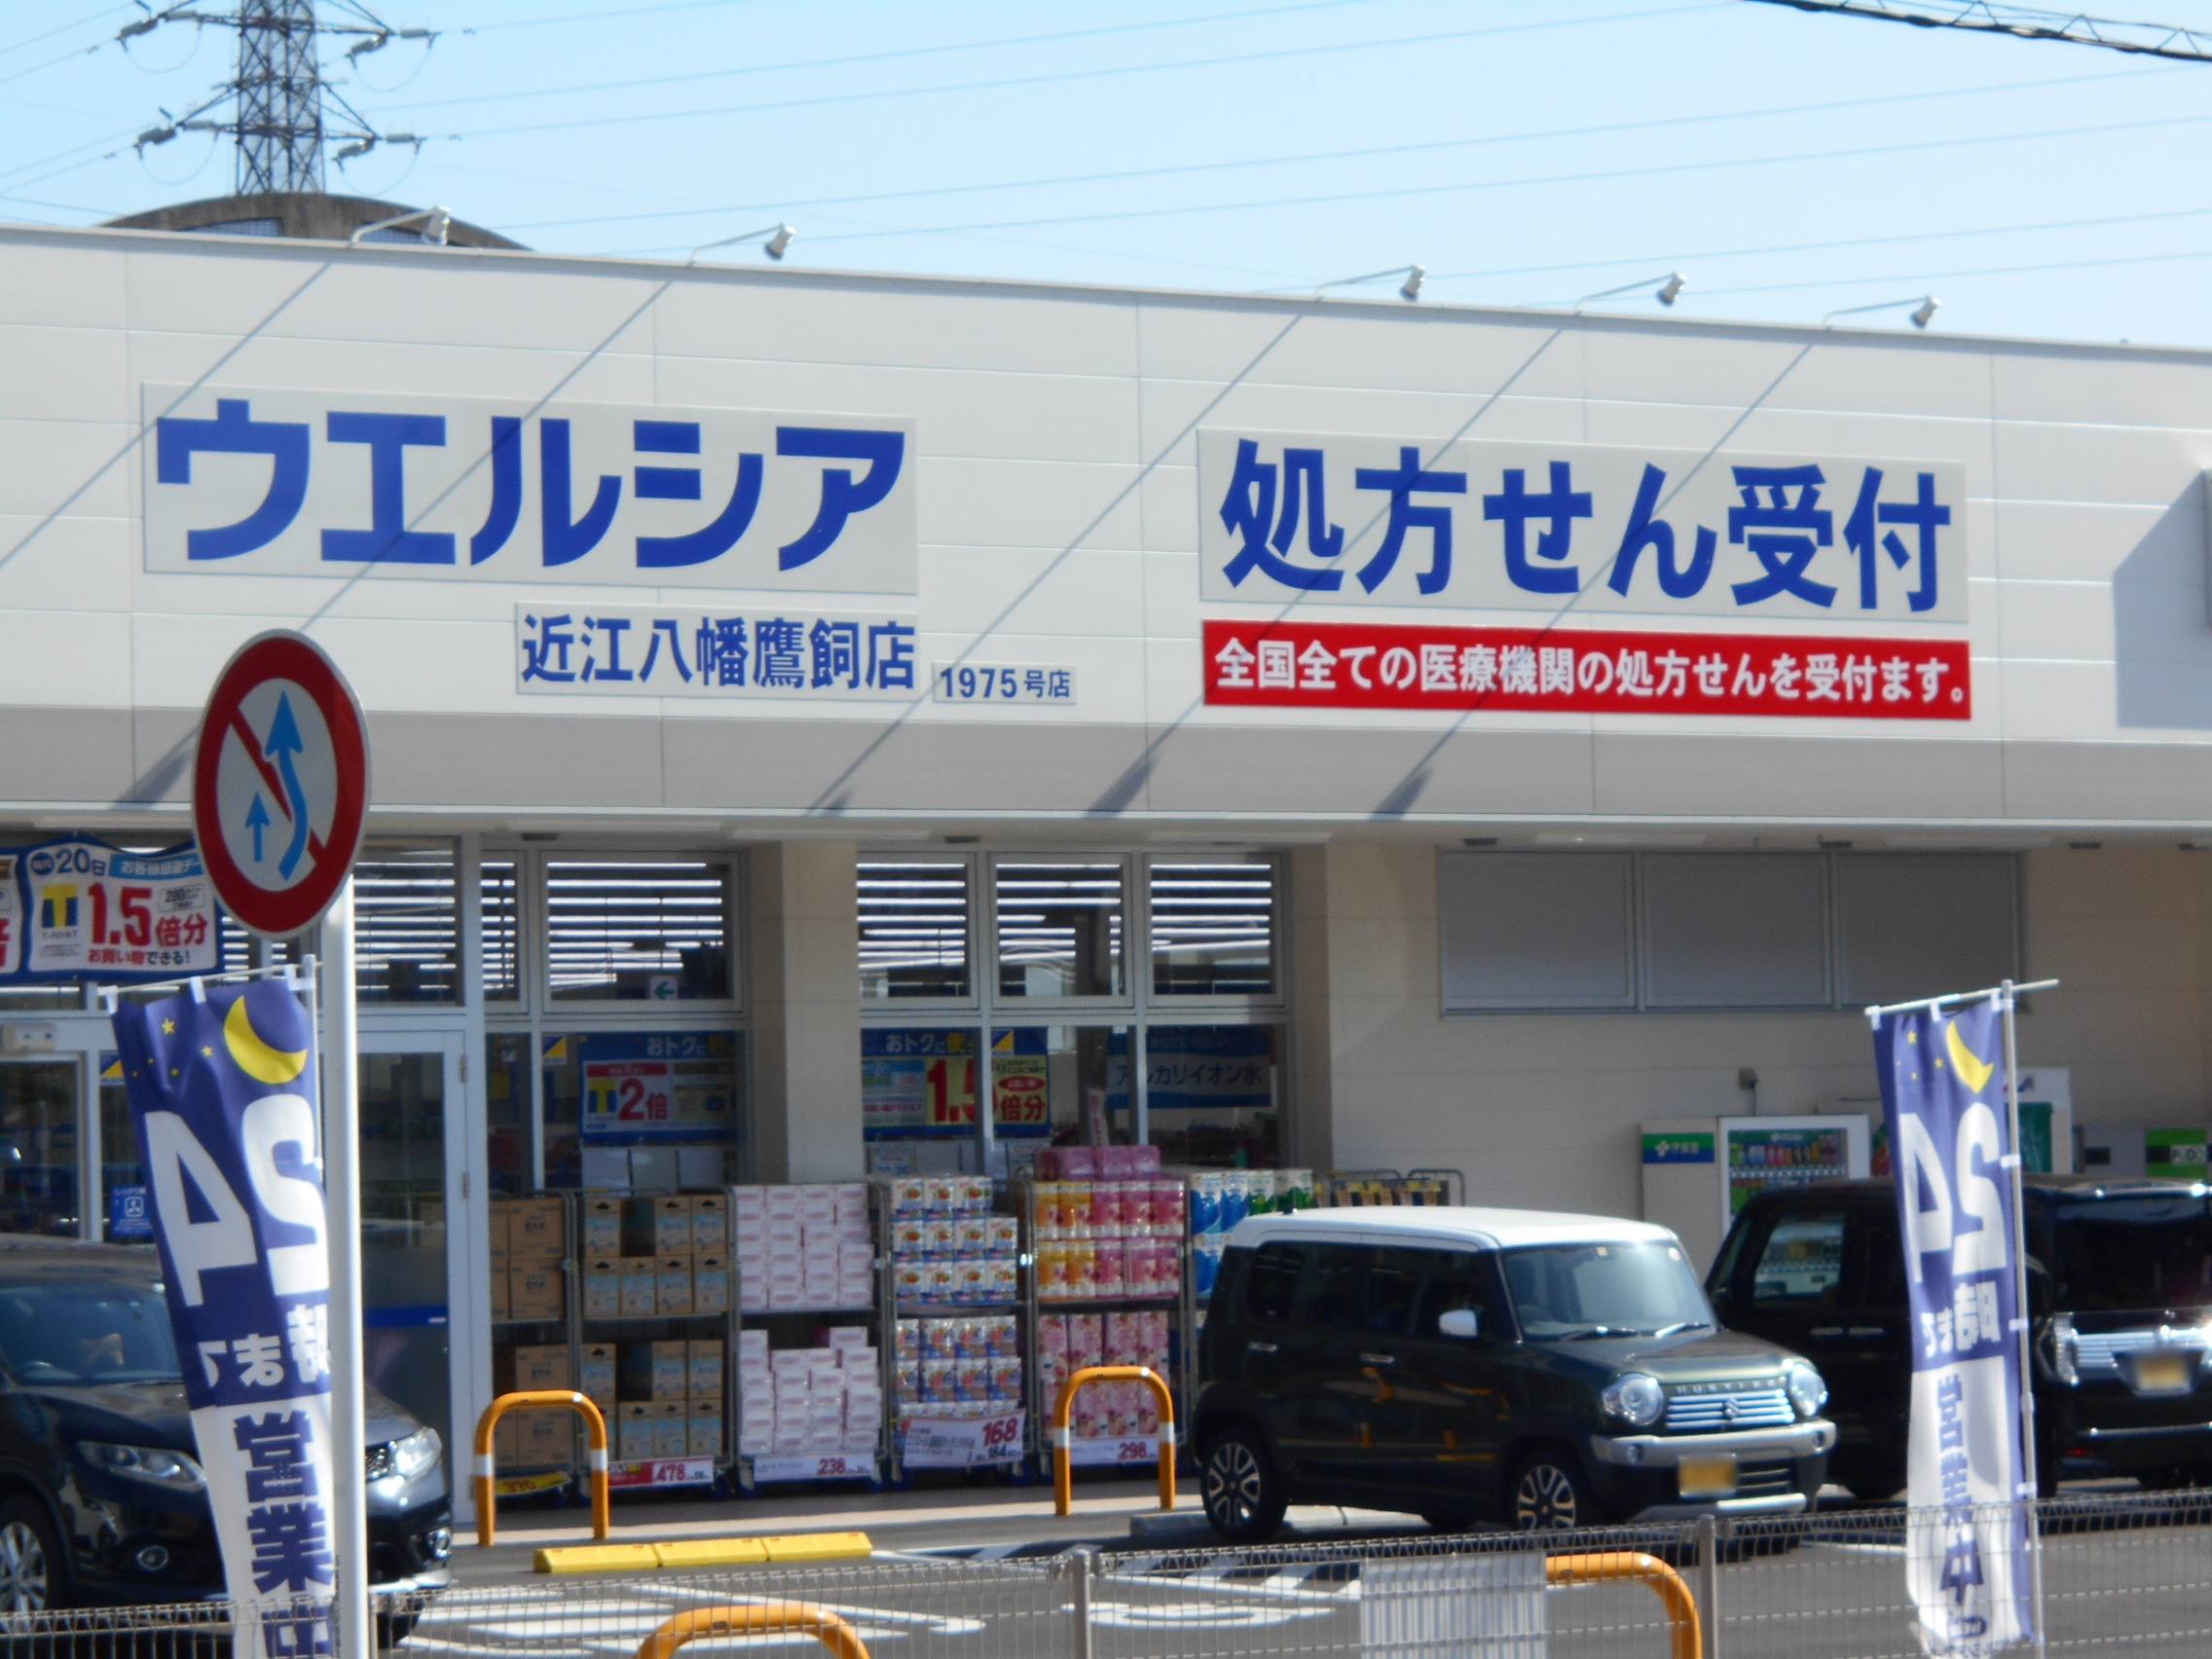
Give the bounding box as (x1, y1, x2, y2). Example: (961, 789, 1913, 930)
(1641, 1113, 1872, 1275)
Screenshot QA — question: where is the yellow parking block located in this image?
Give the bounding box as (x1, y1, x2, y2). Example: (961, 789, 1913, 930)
(534, 1531, 871, 1573)
(653, 1537, 769, 1568)
(760, 1531, 871, 1562)
(535, 1543, 661, 1574)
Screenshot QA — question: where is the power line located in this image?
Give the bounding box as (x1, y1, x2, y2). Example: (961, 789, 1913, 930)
(494, 60, 2168, 236)
(0, 5, 130, 59)
(425, 3, 1732, 141)
(1743, 0, 2212, 60)
(731, 108, 2212, 250)
(387, 0, 1390, 114)
(1687, 242, 2212, 300)
(455, 0, 757, 32)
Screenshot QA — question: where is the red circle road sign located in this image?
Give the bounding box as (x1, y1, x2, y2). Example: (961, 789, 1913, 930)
(192, 632, 370, 939)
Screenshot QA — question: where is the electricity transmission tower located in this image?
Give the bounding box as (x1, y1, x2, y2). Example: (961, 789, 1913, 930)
(1743, 0, 2212, 61)
(126, 0, 433, 194)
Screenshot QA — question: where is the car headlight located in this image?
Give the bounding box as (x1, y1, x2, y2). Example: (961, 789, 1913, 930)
(2045, 1312, 2080, 1386)
(79, 1441, 206, 1492)
(1784, 1361, 1828, 1419)
(1602, 1372, 1666, 1428)
(385, 1424, 442, 1483)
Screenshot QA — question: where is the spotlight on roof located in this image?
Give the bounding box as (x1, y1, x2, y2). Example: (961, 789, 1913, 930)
(1313, 264, 1427, 303)
(1574, 272, 1688, 312)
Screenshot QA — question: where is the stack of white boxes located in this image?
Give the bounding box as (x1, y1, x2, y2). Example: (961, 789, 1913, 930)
(734, 1184, 874, 1311)
(735, 1326, 881, 1458)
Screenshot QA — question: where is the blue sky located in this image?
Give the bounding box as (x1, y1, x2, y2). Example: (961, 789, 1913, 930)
(5, 0, 2212, 346)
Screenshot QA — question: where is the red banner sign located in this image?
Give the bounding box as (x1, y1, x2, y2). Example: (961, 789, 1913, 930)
(1203, 620, 1971, 719)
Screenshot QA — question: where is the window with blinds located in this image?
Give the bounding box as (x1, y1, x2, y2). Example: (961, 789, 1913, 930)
(545, 859, 732, 1003)
(859, 861, 971, 1000)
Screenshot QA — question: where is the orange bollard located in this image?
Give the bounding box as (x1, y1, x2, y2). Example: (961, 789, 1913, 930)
(1546, 1552, 1703, 1659)
(1051, 1364, 1176, 1518)
(637, 1603, 870, 1659)
(473, 1389, 611, 1547)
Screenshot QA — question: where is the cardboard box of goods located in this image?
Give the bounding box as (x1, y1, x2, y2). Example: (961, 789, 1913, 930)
(581, 1259, 621, 1319)
(651, 1399, 688, 1459)
(825, 1325, 869, 1353)
(686, 1340, 723, 1399)
(799, 1186, 836, 1224)
(620, 1340, 690, 1402)
(581, 1196, 624, 1257)
(494, 1417, 518, 1462)
(732, 1183, 765, 1213)
(763, 1185, 803, 1220)
(769, 1348, 811, 1377)
(509, 1264, 564, 1320)
(499, 1344, 571, 1392)
(837, 1276, 874, 1307)
(580, 1344, 617, 1406)
(618, 1259, 657, 1317)
(655, 1257, 694, 1316)
(687, 1193, 729, 1252)
(762, 1216, 804, 1248)
(617, 1403, 655, 1462)
(687, 1399, 724, 1459)
(692, 1255, 729, 1315)
(486, 1198, 512, 1255)
(490, 1267, 509, 1320)
(737, 1329, 768, 1360)
(518, 1408, 572, 1465)
(509, 1196, 568, 1262)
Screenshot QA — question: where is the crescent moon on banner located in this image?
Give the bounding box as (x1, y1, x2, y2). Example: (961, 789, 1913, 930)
(1943, 1020, 1996, 1096)
(224, 995, 309, 1085)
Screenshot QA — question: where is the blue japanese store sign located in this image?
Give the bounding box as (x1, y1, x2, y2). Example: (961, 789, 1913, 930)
(110, 979, 336, 1654)
(517, 605, 922, 699)
(142, 387, 916, 593)
(1198, 430, 1968, 621)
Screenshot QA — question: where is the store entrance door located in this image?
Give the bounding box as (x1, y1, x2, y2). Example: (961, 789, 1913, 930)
(357, 1031, 469, 1496)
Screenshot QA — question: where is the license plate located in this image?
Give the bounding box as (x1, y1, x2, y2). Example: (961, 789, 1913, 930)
(1677, 1454, 1739, 1498)
(2134, 1352, 2194, 1394)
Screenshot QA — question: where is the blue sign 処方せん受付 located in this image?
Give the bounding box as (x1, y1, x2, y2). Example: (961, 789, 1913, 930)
(110, 977, 336, 1653)
(1873, 998, 2036, 1658)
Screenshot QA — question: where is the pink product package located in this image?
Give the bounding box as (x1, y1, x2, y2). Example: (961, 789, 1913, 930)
(1129, 1143, 1162, 1176)
(1036, 1313, 1068, 1360)
(1102, 1310, 1134, 1366)
(1068, 1313, 1103, 1370)
(1151, 1181, 1187, 1235)
(1121, 1183, 1154, 1233)
(1089, 1183, 1124, 1234)
(1091, 1238, 1126, 1299)
(1057, 1146, 1097, 1181)
(1095, 1145, 1132, 1180)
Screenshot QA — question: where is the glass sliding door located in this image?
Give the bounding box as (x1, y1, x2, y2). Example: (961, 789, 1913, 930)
(358, 1032, 466, 1491)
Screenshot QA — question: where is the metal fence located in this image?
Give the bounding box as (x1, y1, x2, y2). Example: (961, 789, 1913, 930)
(8, 1491, 2212, 1659)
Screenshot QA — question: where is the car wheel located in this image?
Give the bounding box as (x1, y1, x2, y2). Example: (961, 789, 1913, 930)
(1511, 1449, 1601, 1531)
(1200, 1424, 1286, 1543)
(0, 1496, 63, 1612)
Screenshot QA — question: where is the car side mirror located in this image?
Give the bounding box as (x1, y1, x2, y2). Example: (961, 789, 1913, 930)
(1437, 1308, 1480, 1340)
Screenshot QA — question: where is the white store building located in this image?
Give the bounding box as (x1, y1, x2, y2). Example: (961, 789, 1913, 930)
(3, 212, 2211, 1499)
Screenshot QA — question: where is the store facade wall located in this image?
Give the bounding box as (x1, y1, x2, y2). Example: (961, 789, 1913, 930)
(1312, 839, 2212, 1218)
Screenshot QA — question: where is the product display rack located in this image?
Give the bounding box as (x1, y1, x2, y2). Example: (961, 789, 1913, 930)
(575, 1189, 738, 1493)
(730, 1181, 888, 1493)
(1020, 1173, 1189, 1476)
(487, 1190, 584, 1498)
(885, 1175, 1031, 1483)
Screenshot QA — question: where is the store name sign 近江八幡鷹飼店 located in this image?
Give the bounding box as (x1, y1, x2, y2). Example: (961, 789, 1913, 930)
(140, 387, 916, 592)
(1198, 430, 1967, 619)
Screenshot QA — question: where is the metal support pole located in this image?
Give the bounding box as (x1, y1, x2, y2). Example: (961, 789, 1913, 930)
(2000, 980, 2048, 1657)
(1068, 1548, 1094, 1659)
(321, 882, 372, 1659)
(1696, 1513, 1721, 1659)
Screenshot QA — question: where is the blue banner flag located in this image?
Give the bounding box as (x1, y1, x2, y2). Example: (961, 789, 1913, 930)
(1872, 998, 2036, 1657)
(110, 977, 336, 1655)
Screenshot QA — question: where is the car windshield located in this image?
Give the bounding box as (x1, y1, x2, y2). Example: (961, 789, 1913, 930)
(1502, 1240, 1713, 1340)
(0, 1281, 181, 1385)
(2054, 1195, 2212, 1313)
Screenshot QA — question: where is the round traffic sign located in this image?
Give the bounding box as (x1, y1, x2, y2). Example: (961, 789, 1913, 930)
(192, 631, 370, 939)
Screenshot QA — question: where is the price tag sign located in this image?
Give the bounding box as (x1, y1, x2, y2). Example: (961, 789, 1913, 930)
(749, 1452, 874, 1483)
(902, 1411, 1024, 1469)
(1069, 1435, 1168, 1467)
(606, 1456, 716, 1490)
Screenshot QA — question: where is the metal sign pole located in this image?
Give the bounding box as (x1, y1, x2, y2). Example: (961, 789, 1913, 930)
(1999, 980, 2048, 1657)
(320, 881, 372, 1659)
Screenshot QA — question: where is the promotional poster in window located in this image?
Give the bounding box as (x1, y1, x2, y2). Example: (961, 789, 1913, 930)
(1872, 998, 2036, 1658)
(111, 978, 336, 1656)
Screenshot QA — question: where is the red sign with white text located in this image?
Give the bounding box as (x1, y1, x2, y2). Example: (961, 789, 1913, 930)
(1203, 620, 1971, 719)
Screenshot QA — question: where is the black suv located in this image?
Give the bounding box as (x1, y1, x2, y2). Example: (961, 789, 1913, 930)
(1193, 1207, 1834, 1539)
(1710, 1176, 2212, 1498)
(0, 1237, 453, 1609)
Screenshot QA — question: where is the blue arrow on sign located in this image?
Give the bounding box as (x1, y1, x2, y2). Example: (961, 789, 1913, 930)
(264, 692, 313, 880)
(244, 793, 271, 863)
